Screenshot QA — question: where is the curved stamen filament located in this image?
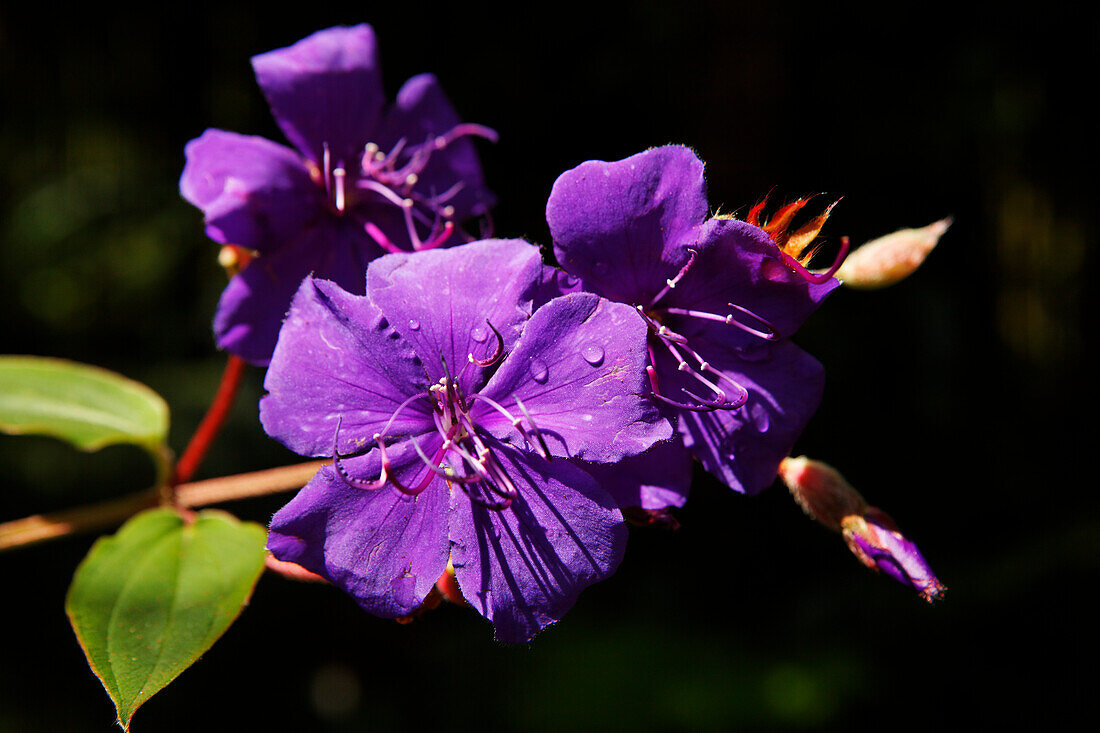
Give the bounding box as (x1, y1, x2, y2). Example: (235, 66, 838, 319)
(780, 236, 851, 284)
(361, 220, 405, 254)
(331, 418, 388, 491)
(468, 320, 505, 368)
(645, 333, 745, 412)
(648, 248, 698, 309)
(410, 435, 479, 484)
(660, 301, 779, 341)
(635, 306, 688, 344)
(386, 435, 442, 496)
(662, 338, 736, 410)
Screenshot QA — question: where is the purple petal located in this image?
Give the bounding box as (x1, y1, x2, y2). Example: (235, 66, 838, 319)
(366, 239, 544, 391)
(666, 218, 838, 346)
(547, 145, 708, 304)
(180, 129, 321, 252)
(375, 73, 496, 220)
(476, 293, 671, 462)
(213, 218, 383, 364)
(846, 509, 946, 601)
(576, 439, 693, 510)
(268, 449, 450, 619)
(674, 341, 825, 495)
(252, 24, 384, 166)
(448, 443, 626, 643)
(260, 277, 433, 457)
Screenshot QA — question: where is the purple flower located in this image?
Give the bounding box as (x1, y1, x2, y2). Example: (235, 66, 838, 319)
(181, 25, 496, 364)
(260, 239, 671, 642)
(546, 146, 844, 505)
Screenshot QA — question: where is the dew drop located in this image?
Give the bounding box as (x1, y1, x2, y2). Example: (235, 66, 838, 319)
(762, 258, 789, 282)
(528, 358, 549, 383)
(407, 319, 420, 331)
(581, 343, 604, 366)
(471, 326, 488, 342)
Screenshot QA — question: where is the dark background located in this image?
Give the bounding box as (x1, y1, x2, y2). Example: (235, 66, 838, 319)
(1, 3, 1094, 730)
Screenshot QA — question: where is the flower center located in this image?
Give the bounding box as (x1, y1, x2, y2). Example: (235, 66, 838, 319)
(630, 248, 778, 413)
(331, 328, 551, 511)
(309, 124, 497, 255)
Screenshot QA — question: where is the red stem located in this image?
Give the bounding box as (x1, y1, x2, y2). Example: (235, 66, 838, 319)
(171, 355, 247, 487)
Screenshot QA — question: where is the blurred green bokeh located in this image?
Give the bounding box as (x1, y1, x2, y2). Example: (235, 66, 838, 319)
(1, 3, 1094, 731)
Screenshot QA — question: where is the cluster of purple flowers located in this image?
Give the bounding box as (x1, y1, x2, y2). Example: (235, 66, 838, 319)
(183, 24, 940, 642)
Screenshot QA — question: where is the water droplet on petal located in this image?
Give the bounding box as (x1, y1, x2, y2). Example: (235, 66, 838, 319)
(581, 343, 604, 366)
(471, 326, 487, 342)
(528, 358, 549, 383)
(407, 319, 421, 331)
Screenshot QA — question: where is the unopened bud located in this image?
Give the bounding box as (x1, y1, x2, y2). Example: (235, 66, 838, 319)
(779, 455, 867, 532)
(842, 509, 946, 602)
(779, 456, 945, 603)
(833, 217, 950, 289)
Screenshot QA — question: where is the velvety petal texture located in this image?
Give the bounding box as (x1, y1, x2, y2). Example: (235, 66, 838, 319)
(547, 146, 707, 304)
(367, 239, 544, 390)
(252, 24, 384, 165)
(268, 455, 450, 619)
(180, 130, 320, 252)
(674, 342, 825, 495)
(263, 239, 666, 641)
(546, 145, 838, 496)
(576, 439, 693, 510)
(182, 24, 496, 365)
(476, 292, 671, 462)
(260, 277, 431, 457)
(669, 218, 838, 346)
(212, 219, 381, 365)
(449, 443, 626, 643)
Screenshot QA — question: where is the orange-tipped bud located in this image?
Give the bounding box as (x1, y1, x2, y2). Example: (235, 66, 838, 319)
(833, 218, 951, 289)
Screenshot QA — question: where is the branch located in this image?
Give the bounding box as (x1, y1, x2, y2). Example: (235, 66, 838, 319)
(0, 460, 328, 552)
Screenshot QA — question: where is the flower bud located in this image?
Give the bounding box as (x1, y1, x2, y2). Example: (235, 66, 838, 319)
(833, 218, 951, 289)
(779, 456, 945, 602)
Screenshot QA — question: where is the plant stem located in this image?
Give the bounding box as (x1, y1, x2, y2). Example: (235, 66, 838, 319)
(0, 459, 327, 552)
(170, 355, 248, 489)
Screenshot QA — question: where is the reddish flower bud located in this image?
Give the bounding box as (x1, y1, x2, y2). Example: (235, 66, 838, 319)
(833, 218, 950, 289)
(779, 456, 946, 602)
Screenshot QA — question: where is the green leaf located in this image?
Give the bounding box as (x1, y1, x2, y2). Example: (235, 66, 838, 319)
(65, 508, 268, 730)
(0, 355, 169, 453)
